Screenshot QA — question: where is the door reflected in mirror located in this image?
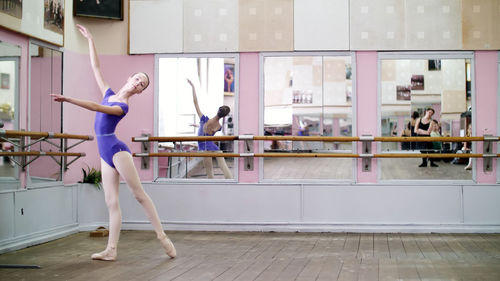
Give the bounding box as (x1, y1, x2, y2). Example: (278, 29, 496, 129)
(0, 40, 21, 184)
(29, 43, 63, 183)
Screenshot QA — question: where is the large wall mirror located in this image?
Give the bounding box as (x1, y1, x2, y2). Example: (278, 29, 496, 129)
(262, 54, 354, 181)
(156, 55, 237, 180)
(379, 53, 473, 181)
(28, 41, 63, 184)
(0, 40, 21, 189)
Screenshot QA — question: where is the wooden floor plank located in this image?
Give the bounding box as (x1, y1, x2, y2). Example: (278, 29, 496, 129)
(1, 231, 500, 281)
(357, 233, 374, 259)
(373, 233, 391, 259)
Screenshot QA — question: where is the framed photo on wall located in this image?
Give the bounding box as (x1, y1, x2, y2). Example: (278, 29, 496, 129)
(396, 85, 411, 101)
(224, 63, 234, 95)
(73, 0, 123, 20)
(1, 73, 10, 89)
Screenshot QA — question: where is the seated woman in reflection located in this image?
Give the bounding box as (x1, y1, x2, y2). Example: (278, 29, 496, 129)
(187, 79, 232, 179)
(414, 108, 438, 167)
(50, 24, 175, 261)
(430, 119, 442, 151)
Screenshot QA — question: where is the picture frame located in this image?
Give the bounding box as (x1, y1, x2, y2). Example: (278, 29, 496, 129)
(224, 63, 234, 95)
(396, 85, 411, 101)
(73, 0, 123, 20)
(411, 75, 424, 90)
(1, 73, 10, 89)
(428, 59, 441, 71)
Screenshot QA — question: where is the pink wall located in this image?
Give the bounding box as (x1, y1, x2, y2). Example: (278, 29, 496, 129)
(62, 51, 155, 183)
(238, 53, 260, 183)
(356, 52, 378, 183)
(475, 51, 498, 183)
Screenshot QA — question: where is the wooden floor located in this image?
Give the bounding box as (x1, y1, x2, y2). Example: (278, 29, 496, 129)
(1, 231, 499, 280)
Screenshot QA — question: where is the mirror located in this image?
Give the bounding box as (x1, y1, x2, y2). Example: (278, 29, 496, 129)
(262, 55, 354, 180)
(157, 56, 236, 180)
(380, 57, 472, 181)
(28, 42, 63, 183)
(0, 40, 21, 186)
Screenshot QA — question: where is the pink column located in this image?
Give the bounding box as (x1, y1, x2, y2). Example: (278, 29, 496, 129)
(238, 53, 259, 183)
(475, 51, 498, 183)
(356, 52, 378, 183)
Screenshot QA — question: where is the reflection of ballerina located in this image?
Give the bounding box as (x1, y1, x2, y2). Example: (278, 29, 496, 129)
(187, 79, 233, 179)
(51, 24, 175, 261)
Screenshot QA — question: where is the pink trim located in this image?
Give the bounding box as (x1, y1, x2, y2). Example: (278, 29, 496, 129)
(356, 52, 378, 183)
(475, 51, 498, 183)
(238, 53, 260, 183)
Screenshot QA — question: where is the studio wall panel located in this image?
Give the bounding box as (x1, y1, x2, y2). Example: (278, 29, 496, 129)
(239, 0, 293, 52)
(462, 0, 500, 49)
(406, 0, 462, 50)
(294, 0, 349, 50)
(129, 0, 183, 54)
(183, 0, 238, 53)
(350, 0, 406, 50)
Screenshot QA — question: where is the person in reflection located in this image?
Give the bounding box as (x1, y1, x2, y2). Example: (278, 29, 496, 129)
(409, 111, 420, 150)
(187, 79, 233, 179)
(50, 24, 175, 261)
(414, 108, 438, 167)
(463, 123, 473, 170)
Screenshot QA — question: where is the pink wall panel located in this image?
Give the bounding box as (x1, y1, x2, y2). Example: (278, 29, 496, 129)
(356, 52, 378, 183)
(238, 53, 260, 182)
(475, 51, 498, 183)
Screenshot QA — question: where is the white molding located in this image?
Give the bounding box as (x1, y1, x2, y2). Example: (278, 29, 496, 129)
(121, 221, 500, 234)
(0, 224, 78, 254)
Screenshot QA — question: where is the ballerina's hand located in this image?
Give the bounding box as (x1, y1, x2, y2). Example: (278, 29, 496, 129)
(50, 94, 66, 102)
(186, 78, 194, 87)
(76, 24, 92, 40)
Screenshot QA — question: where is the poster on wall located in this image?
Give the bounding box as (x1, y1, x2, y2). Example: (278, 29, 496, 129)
(0, 0, 22, 19)
(44, 0, 64, 35)
(224, 63, 234, 95)
(411, 75, 424, 90)
(396, 85, 411, 101)
(1, 73, 10, 89)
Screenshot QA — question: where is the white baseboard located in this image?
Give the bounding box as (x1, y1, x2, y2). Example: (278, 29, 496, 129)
(121, 220, 500, 233)
(0, 224, 79, 255)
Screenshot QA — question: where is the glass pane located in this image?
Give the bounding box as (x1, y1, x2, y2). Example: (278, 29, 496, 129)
(263, 55, 353, 180)
(0, 41, 21, 184)
(380, 58, 472, 180)
(157, 56, 236, 180)
(29, 44, 63, 183)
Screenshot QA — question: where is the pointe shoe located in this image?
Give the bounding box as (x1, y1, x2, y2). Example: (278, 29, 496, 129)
(464, 165, 472, 170)
(159, 235, 177, 258)
(91, 247, 117, 261)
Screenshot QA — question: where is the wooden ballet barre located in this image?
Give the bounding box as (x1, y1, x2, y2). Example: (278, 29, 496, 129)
(0, 151, 85, 157)
(0, 129, 93, 140)
(133, 152, 499, 158)
(374, 136, 492, 142)
(133, 135, 499, 143)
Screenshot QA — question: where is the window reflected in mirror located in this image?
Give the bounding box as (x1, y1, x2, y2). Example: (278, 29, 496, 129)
(380, 57, 472, 181)
(263, 55, 354, 180)
(0, 40, 21, 184)
(29, 43, 63, 183)
(157, 56, 236, 180)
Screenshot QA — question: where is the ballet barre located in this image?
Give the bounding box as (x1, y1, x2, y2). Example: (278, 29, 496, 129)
(0, 129, 92, 170)
(132, 135, 499, 172)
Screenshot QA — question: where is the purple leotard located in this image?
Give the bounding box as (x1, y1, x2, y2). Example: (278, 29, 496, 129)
(94, 88, 130, 168)
(197, 115, 220, 151)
